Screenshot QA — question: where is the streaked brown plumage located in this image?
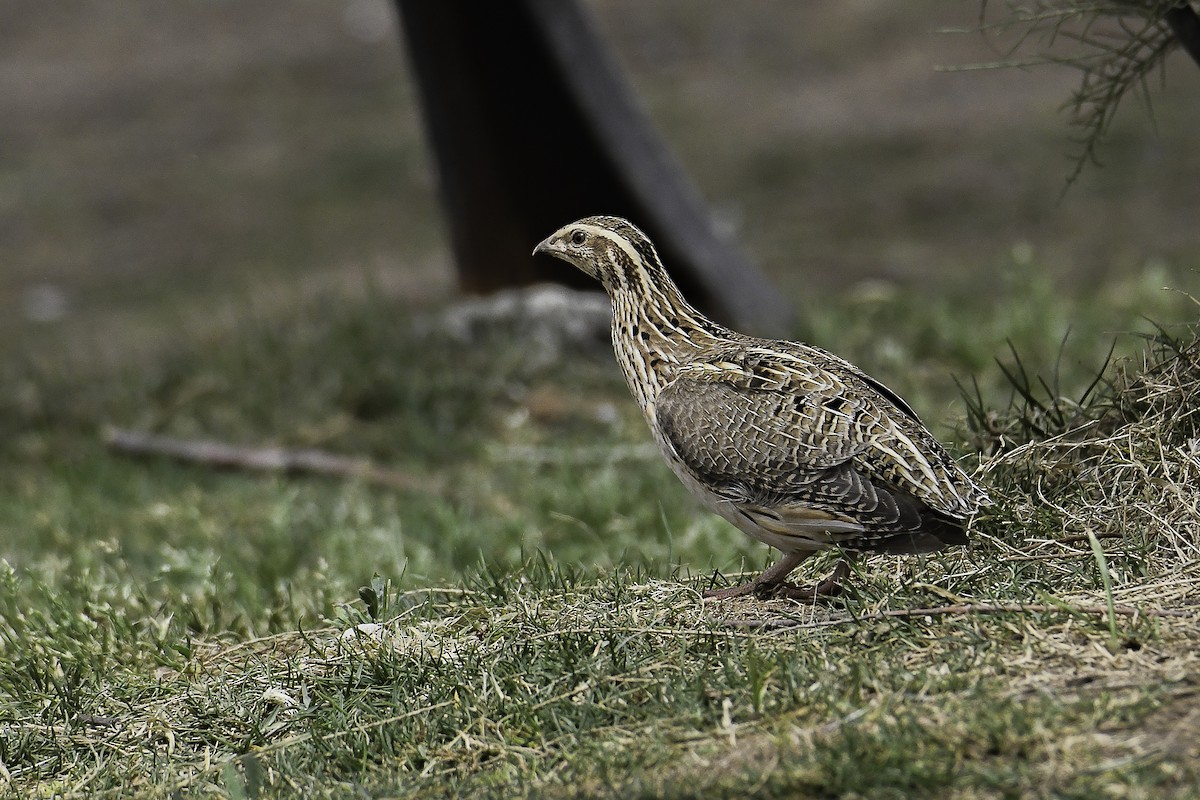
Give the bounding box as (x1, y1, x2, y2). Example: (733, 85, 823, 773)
(534, 216, 990, 600)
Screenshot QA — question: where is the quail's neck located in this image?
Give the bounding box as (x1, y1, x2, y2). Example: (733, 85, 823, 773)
(606, 277, 729, 414)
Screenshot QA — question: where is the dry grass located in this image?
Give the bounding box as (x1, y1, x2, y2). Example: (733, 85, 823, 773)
(9, 571, 1195, 797)
(979, 313, 1200, 577)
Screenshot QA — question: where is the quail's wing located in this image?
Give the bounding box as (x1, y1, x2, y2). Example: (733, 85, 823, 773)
(654, 352, 984, 528)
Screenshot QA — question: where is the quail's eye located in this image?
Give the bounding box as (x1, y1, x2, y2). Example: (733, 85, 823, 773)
(570, 229, 587, 246)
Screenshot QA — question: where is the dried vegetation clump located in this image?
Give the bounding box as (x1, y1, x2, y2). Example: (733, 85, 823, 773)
(971, 320, 1200, 593)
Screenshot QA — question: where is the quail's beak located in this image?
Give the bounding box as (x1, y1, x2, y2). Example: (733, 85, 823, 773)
(532, 235, 559, 257)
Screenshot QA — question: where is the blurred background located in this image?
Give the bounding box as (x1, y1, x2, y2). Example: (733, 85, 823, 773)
(4, 0, 1198, 370)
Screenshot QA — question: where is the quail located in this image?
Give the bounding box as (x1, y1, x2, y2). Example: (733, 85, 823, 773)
(534, 216, 989, 600)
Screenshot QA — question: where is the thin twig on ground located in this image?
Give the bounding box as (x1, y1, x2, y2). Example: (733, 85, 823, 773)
(103, 427, 439, 491)
(1054, 532, 1126, 545)
(721, 601, 1194, 632)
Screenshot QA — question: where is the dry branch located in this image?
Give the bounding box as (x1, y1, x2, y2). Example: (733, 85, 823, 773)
(1165, 3, 1200, 69)
(722, 600, 1194, 632)
(103, 427, 439, 492)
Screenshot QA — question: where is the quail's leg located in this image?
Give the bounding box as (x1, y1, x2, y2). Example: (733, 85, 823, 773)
(705, 552, 856, 601)
(703, 551, 814, 600)
(769, 556, 854, 601)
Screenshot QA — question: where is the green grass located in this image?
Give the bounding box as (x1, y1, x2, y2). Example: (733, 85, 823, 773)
(2, 265, 1200, 798)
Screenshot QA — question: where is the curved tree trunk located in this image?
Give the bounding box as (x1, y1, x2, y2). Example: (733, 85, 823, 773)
(394, 0, 793, 337)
